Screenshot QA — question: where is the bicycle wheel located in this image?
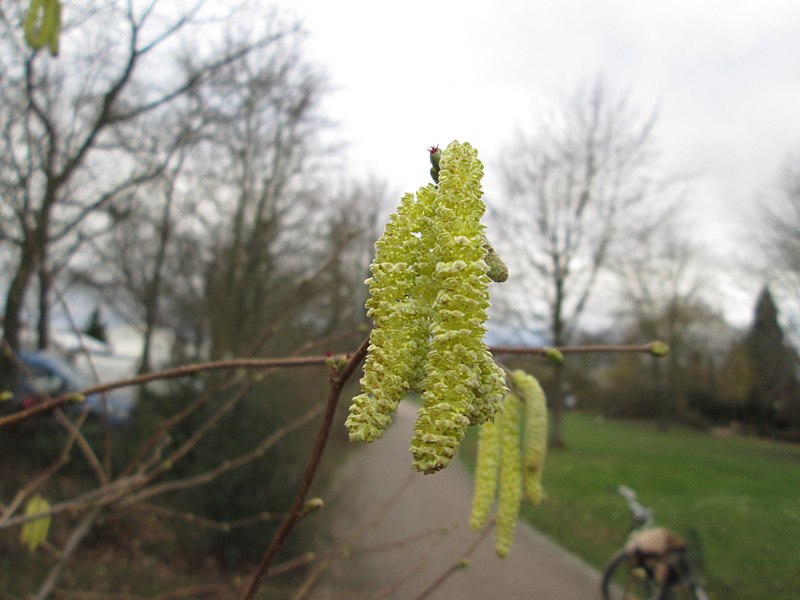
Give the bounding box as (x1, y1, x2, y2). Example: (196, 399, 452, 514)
(663, 554, 710, 600)
(601, 548, 658, 600)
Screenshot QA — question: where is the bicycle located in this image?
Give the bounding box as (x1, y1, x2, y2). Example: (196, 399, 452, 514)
(601, 485, 709, 600)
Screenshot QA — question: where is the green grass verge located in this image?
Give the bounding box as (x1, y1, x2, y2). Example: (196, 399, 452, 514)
(462, 412, 800, 600)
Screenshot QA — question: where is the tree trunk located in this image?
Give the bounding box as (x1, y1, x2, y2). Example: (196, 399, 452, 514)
(0, 240, 40, 380)
(37, 257, 51, 351)
(550, 361, 566, 448)
(549, 282, 566, 448)
(653, 356, 668, 431)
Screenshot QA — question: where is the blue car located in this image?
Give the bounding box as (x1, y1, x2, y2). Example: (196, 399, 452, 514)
(5, 351, 136, 426)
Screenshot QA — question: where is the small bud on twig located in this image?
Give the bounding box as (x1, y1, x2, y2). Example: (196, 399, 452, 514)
(428, 145, 442, 184)
(544, 348, 564, 365)
(649, 341, 670, 357)
(301, 497, 324, 516)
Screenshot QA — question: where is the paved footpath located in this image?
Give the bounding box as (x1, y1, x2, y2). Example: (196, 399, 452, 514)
(311, 401, 602, 599)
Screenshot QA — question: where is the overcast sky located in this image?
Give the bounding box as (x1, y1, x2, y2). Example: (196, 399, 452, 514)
(268, 0, 800, 325)
(274, 0, 800, 220)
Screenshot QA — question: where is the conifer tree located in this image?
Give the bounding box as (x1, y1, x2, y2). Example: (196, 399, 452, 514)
(744, 286, 800, 429)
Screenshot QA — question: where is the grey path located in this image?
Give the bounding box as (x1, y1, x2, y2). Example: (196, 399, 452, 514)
(312, 401, 602, 599)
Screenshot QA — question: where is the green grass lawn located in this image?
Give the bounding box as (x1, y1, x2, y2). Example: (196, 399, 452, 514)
(463, 412, 800, 600)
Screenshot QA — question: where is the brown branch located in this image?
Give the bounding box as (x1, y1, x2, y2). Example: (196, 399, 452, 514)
(0, 354, 344, 427)
(53, 409, 108, 486)
(1, 340, 665, 428)
(0, 453, 67, 524)
(0, 473, 148, 531)
(239, 336, 370, 600)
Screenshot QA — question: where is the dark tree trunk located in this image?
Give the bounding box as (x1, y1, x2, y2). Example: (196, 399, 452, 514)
(37, 258, 51, 351)
(0, 240, 40, 380)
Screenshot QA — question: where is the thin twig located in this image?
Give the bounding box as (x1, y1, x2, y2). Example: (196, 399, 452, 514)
(0, 354, 345, 427)
(122, 403, 323, 505)
(133, 502, 286, 531)
(290, 471, 418, 597)
(490, 342, 657, 356)
(0, 454, 68, 524)
(34, 506, 103, 600)
(410, 518, 495, 600)
(120, 328, 360, 479)
(0, 341, 108, 488)
(52, 282, 115, 478)
(1, 341, 662, 427)
(119, 249, 358, 477)
(239, 336, 370, 600)
(0, 474, 148, 530)
(53, 408, 108, 486)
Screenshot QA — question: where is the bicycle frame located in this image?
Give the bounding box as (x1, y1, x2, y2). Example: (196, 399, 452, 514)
(601, 486, 709, 600)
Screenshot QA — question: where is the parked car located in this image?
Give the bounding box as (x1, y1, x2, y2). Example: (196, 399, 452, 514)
(3, 351, 136, 426)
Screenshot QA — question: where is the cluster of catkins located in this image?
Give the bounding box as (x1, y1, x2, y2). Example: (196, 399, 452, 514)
(345, 141, 508, 474)
(469, 370, 548, 557)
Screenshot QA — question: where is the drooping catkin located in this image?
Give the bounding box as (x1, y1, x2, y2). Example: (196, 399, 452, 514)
(345, 192, 431, 443)
(514, 370, 548, 504)
(20, 495, 51, 553)
(469, 415, 501, 531)
(347, 141, 508, 474)
(495, 391, 522, 557)
(410, 142, 506, 473)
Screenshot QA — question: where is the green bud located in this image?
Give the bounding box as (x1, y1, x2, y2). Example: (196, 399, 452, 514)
(0, 391, 12, 402)
(543, 348, 564, 365)
(302, 497, 324, 515)
(483, 238, 509, 283)
(649, 341, 670, 357)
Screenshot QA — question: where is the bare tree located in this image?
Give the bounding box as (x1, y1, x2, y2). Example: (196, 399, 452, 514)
(195, 42, 327, 359)
(493, 78, 672, 446)
(613, 223, 716, 426)
(0, 0, 301, 377)
(309, 177, 386, 337)
(756, 151, 800, 340)
(75, 148, 194, 373)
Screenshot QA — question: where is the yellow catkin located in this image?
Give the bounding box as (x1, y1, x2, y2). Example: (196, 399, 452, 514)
(468, 416, 501, 531)
(495, 392, 522, 557)
(23, 0, 61, 55)
(514, 370, 548, 505)
(20, 495, 51, 553)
